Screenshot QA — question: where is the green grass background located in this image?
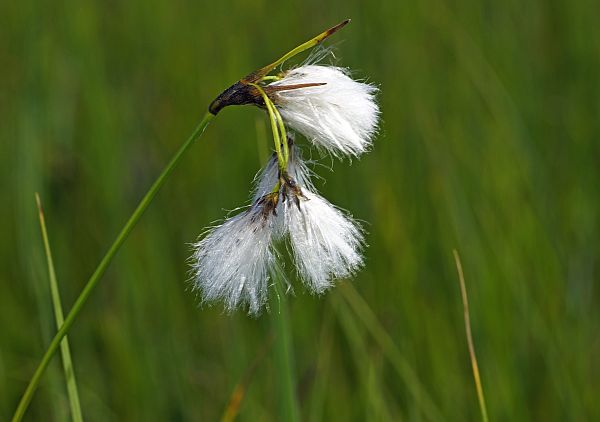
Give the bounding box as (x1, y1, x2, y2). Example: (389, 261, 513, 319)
(1, 0, 599, 420)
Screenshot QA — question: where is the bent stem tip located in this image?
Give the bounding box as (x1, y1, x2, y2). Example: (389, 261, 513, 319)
(35, 193, 84, 422)
(209, 19, 350, 115)
(255, 19, 351, 78)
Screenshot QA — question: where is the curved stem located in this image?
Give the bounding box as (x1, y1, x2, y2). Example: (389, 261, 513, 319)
(250, 83, 286, 170)
(12, 112, 215, 422)
(453, 250, 489, 422)
(271, 105, 288, 164)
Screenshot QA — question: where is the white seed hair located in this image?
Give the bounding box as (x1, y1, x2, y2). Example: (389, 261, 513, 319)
(269, 65, 380, 157)
(192, 142, 365, 313)
(191, 204, 278, 315)
(252, 154, 279, 202)
(285, 148, 365, 293)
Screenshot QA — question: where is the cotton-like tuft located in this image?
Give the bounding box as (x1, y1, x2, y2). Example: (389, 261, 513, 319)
(192, 143, 365, 312)
(191, 203, 279, 315)
(285, 147, 365, 293)
(269, 65, 379, 157)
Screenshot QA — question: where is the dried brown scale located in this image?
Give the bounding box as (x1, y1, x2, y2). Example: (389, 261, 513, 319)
(251, 192, 280, 225)
(249, 170, 305, 229)
(279, 172, 303, 209)
(264, 82, 327, 95)
(209, 82, 263, 115)
(209, 80, 327, 115)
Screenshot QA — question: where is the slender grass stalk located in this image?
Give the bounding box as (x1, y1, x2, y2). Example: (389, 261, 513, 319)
(35, 193, 83, 422)
(221, 335, 273, 422)
(453, 250, 490, 422)
(251, 19, 350, 79)
(307, 308, 333, 422)
(339, 283, 444, 422)
(332, 296, 393, 420)
(269, 276, 300, 422)
(13, 112, 214, 422)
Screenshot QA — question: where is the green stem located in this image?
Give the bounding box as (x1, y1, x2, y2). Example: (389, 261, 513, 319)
(453, 250, 489, 422)
(250, 83, 286, 170)
(260, 75, 281, 82)
(36, 194, 83, 422)
(271, 105, 289, 164)
(12, 112, 215, 422)
(269, 276, 300, 422)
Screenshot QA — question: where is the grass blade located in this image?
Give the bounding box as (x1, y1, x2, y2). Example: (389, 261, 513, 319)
(453, 250, 489, 422)
(332, 296, 396, 420)
(35, 193, 83, 422)
(307, 309, 334, 422)
(339, 283, 444, 421)
(221, 335, 273, 422)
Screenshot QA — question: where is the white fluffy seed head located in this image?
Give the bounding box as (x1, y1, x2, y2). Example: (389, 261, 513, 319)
(269, 65, 380, 157)
(285, 148, 365, 293)
(191, 203, 279, 315)
(284, 190, 364, 293)
(192, 141, 366, 313)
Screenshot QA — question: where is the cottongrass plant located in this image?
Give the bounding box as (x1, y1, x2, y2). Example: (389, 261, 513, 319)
(12, 19, 379, 422)
(194, 20, 379, 419)
(197, 20, 379, 314)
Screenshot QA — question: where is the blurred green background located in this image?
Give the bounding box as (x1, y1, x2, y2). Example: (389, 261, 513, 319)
(1, 0, 599, 420)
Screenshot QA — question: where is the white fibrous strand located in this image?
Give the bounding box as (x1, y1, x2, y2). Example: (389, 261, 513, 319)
(191, 198, 279, 315)
(268, 65, 379, 157)
(284, 147, 365, 293)
(252, 153, 279, 202)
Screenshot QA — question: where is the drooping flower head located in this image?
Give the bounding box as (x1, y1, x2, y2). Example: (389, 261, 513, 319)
(192, 138, 365, 314)
(209, 20, 379, 158)
(191, 193, 280, 314)
(192, 20, 379, 314)
(268, 65, 379, 157)
(284, 145, 365, 293)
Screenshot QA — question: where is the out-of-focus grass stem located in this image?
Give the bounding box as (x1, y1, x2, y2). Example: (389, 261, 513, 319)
(221, 335, 273, 422)
(333, 295, 393, 420)
(453, 250, 489, 422)
(35, 193, 83, 422)
(269, 276, 300, 422)
(339, 283, 444, 421)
